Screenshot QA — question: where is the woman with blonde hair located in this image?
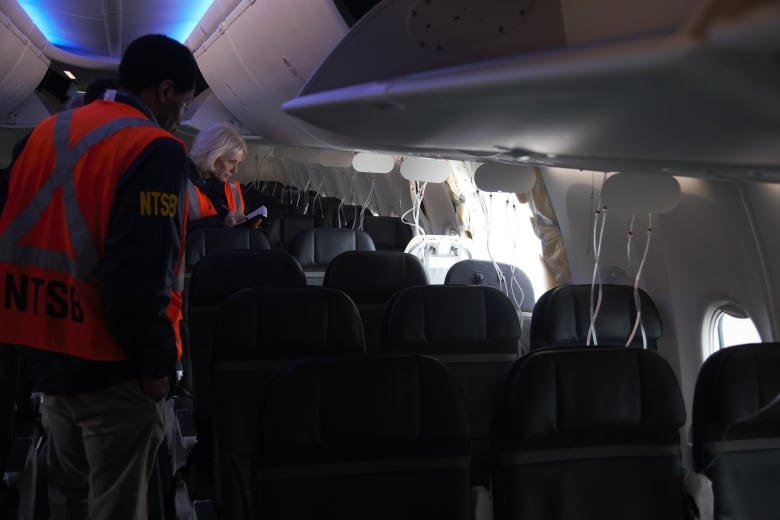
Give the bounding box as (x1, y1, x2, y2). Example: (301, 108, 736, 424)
(187, 122, 248, 228)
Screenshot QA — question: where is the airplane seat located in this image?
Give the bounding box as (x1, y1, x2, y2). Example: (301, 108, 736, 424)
(691, 343, 780, 520)
(382, 285, 521, 488)
(255, 353, 472, 520)
(359, 215, 414, 252)
(184, 227, 271, 272)
(338, 204, 366, 228)
(445, 260, 535, 353)
(240, 189, 277, 215)
(492, 347, 687, 520)
(254, 181, 285, 200)
(266, 214, 321, 251)
(310, 196, 343, 228)
(289, 228, 376, 285)
(530, 284, 662, 350)
(323, 251, 429, 352)
(209, 287, 366, 520)
(180, 251, 306, 502)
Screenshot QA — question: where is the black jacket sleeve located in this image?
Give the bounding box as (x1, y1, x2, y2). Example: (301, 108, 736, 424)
(96, 137, 188, 379)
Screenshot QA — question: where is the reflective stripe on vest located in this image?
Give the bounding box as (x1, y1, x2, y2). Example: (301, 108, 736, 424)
(0, 106, 185, 362)
(0, 112, 157, 276)
(226, 181, 244, 213)
(186, 180, 218, 221)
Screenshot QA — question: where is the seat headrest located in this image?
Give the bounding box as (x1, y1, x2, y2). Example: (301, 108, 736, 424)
(323, 251, 428, 303)
(215, 287, 365, 359)
(362, 215, 414, 251)
(261, 354, 470, 447)
(530, 284, 662, 350)
(384, 285, 521, 354)
(693, 343, 780, 437)
(185, 227, 271, 271)
(267, 215, 318, 247)
(495, 348, 685, 442)
(289, 228, 376, 268)
(444, 260, 535, 312)
(189, 250, 306, 306)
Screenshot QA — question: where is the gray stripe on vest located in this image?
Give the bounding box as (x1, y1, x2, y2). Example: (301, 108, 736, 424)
(227, 182, 244, 213)
(186, 181, 202, 221)
(0, 112, 158, 278)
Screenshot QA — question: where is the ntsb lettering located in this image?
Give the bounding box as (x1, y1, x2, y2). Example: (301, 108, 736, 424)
(3, 273, 84, 322)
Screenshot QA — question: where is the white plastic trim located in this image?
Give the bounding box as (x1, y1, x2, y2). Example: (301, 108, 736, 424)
(602, 173, 681, 214)
(474, 163, 536, 193)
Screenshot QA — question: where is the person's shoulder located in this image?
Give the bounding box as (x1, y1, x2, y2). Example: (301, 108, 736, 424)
(145, 135, 187, 157)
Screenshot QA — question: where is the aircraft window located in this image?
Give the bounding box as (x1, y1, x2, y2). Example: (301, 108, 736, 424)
(704, 304, 761, 359)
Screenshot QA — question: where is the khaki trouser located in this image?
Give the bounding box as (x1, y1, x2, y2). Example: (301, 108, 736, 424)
(42, 379, 166, 520)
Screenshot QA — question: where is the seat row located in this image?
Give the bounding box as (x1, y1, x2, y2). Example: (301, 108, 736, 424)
(176, 278, 690, 520)
(178, 249, 780, 520)
(185, 214, 413, 271)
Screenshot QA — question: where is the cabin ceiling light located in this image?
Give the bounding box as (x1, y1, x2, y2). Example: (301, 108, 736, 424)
(400, 157, 450, 183)
(474, 163, 536, 193)
(319, 149, 354, 168)
(63, 70, 76, 80)
(602, 173, 681, 214)
(352, 152, 394, 174)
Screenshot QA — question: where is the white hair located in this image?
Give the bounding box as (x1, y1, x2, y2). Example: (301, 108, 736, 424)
(190, 123, 248, 174)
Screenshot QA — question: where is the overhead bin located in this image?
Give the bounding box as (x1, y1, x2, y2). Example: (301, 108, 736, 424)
(191, 0, 349, 146)
(0, 11, 49, 121)
(283, 1, 780, 182)
(300, 0, 696, 96)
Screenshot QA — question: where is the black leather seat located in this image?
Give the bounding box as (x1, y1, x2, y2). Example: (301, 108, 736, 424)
(383, 285, 521, 485)
(266, 214, 320, 250)
(184, 227, 271, 272)
(288, 228, 375, 284)
(323, 251, 428, 352)
(182, 251, 306, 501)
(530, 284, 662, 350)
(692, 343, 780, 520)
(255, 354, 471, 520)
(491, 347, 687, 520)
(444, 260, 535, 312)
(210, 287, 366, 519)
(361, 215, 414, 252)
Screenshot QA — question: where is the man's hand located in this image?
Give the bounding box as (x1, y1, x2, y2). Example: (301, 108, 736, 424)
(140, 376, 169, 400)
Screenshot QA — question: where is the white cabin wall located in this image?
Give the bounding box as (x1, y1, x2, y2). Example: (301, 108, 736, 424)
(740, 181, 780, 341)
(542, 168, 773, 456)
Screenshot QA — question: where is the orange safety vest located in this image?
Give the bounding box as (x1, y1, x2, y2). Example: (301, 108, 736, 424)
(0, 102, 186, 362)
(186, 179, 245, 221)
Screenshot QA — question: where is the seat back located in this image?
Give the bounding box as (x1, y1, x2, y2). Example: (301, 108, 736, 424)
(186, 251, 306, 433)
(692, 343, 780, 520)
(211, 287, 365, 519)
(184, 227, 271, 272)
(289, 227, 375, 270)
(530, 284, 662, 350)
(444, 260, 535, 312)
(267, 215, 319, 249)
(255, 354, 471, 520)
(492, 347, 687, 520)
(323, 251, 428, 352)
(361, 215, 414, 252)
(383, 285, 521, 483)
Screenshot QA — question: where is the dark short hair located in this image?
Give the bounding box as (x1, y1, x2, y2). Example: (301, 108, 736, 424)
(84, 77, 120, 104)
(118, 34, 198, 95)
